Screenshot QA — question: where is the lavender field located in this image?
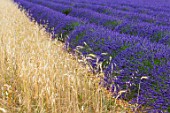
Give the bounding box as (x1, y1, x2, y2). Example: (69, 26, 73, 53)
(13, 0, 170, 112)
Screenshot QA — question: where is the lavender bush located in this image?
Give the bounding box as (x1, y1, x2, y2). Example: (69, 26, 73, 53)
(67, 24, 170, 112)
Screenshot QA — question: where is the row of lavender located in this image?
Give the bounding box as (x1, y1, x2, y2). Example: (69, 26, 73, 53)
(14, 0, 170, 112)
(35, 0, 170, 28)
(51, 0, 170, 24)
(52, 0, 170, 14)
(26, 0, 170, 46)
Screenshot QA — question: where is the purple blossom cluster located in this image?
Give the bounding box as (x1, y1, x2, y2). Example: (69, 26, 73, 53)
(14, 0, 170, 112)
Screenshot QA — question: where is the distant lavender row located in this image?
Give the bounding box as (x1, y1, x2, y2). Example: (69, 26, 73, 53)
(29, 0, 170, 26)
(71, 3, 170, 27)
(85, 0, 170, 13)
(26, 0, 170, 46)
(51, 0, 170, 27)
(14, 0, 170, 112)
(52, 0, 170, 18)
(114, 0, 170, 13)
(48, 0, 170, 26)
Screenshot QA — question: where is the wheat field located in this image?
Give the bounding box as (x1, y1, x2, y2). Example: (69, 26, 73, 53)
(0, 0, 133, 113)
